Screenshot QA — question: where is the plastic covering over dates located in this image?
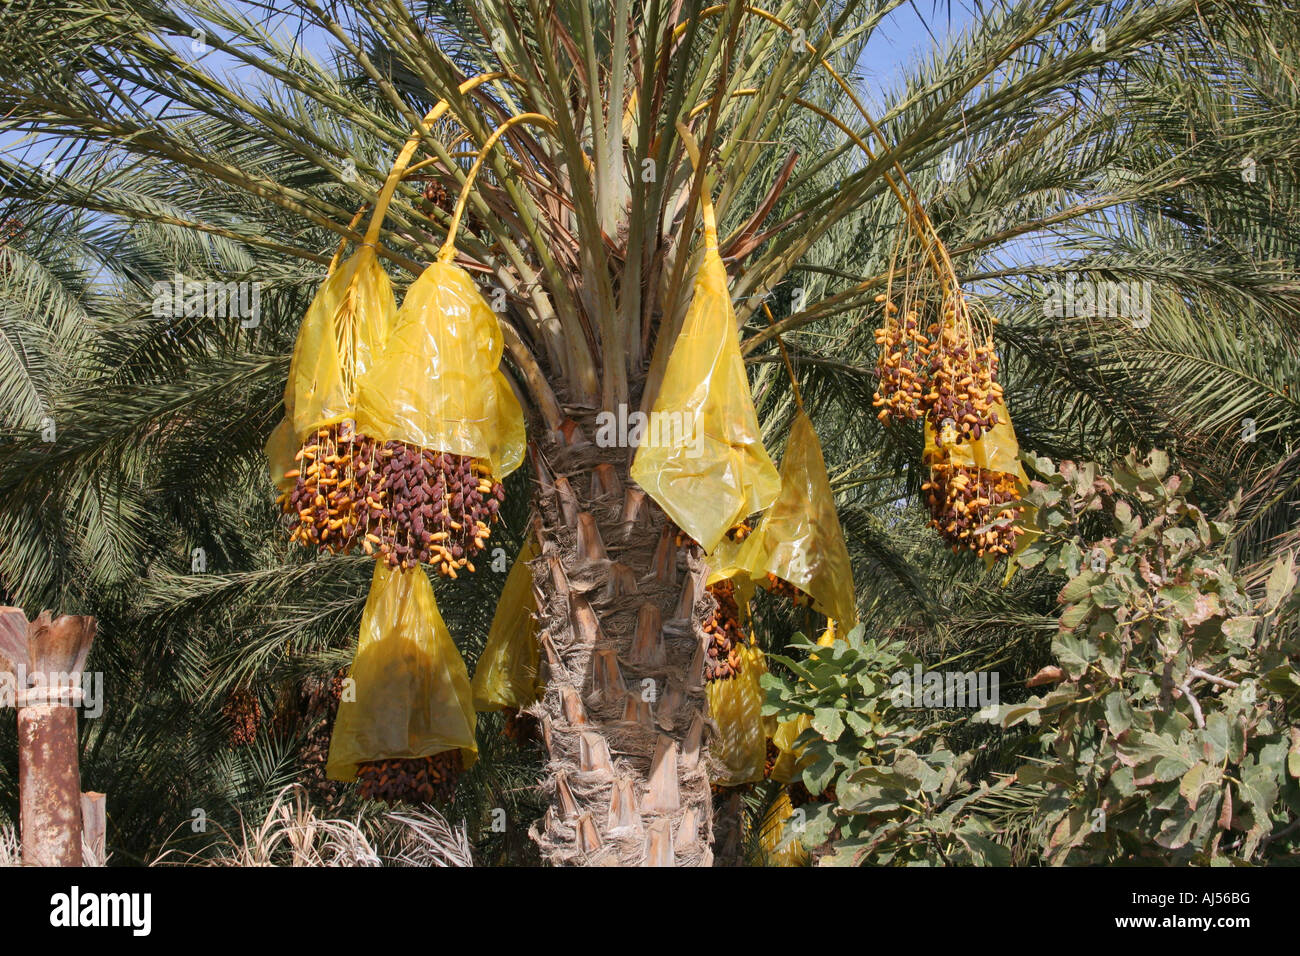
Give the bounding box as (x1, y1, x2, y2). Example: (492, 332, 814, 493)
(705, 642, 772, 787)
(265, 247, 396, 493)
(699, 409, 856, 787)
(703, 533, 760, 608)
(630, 192, 779, 555)
(922, 399, 1024, 478)
(732, 410, 857, 628)
(759, 791, 810, 866)
(922, 399, 1029, 559)
(326, 562, 476, 782)
(471, 536, 543, 711)
(353, 260, 525, 480)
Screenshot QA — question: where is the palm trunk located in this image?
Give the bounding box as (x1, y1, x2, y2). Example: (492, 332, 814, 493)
(526, 409, 715, 866)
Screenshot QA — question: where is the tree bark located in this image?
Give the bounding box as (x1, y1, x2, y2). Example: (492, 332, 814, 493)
(526, 410, 714, 865)
(19, 704, 83, 866)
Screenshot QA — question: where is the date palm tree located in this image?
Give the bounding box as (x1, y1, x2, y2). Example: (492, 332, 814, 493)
(2, 0, 1293, 865)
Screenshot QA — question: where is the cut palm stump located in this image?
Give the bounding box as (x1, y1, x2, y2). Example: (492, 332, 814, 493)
(0, 608, 97, 867)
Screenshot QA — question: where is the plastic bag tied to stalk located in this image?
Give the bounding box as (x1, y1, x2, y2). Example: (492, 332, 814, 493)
(346, 260, 525, 575)
(265, 246, 396, 493)
(759, 791, 810, 866)
(704, 533, 761, 609)
(923, 399, 1025, 480)
(471, 536, 543, 711)
(706, 641, 772, 787)
(353, 260, 525, 480)
(630, 164, 779, 554)
(922, 399, 1031, 562)
(727, 410, 857, 628)
(327, 562, 477, 782)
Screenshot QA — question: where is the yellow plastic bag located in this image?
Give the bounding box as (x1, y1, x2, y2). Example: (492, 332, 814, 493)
(759, 791, 809, 866)
(471, 536, 543, 711)
(736, 410, 857, 627)
(706, 642, 770, 787)
(923, 400, 1026, 484)
(264, 416, 299, 496)
(353, 260, 526, 478)
(266, 247, 396, 490)
(768, 715, 810, 785)
(327, 563, 477, 780)
(630, 225, 779, 554)
(704, 532, 762, 608)
(923, 400, 1033, 569)
(770, 623, 837, 784)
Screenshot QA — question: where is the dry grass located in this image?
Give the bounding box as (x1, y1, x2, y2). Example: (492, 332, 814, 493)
(0, 824, 17, 867)
(0, 823, 110, 866)
(153, 785, 472, 867)
(379, 807, 474, 867)
(2, 786, 472, 867)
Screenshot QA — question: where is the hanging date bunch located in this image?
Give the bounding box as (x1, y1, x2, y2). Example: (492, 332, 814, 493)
(922, 460, 1024, 557)
(356, 750, 463, 805)
(870, 216, 1027, 561)
(293, 669, 348, 800)
(630, 124, 780, 555)
(471, 534, 544, 713)
(327, 563, 477, 805)
(872, 295, 927, 422)
(279, 422, 377, 553)
(870, 219, 1003, 438)
(703, 579, 748, 682)
(711, 411, 857, 627)
(352, 256, 525, 578)
(363, 445, 505, 575)
(920, 297, 1023, 558)
(699, 560, 771, 787)
(706, 640, 770, 787)
(222, 688, 261, 747)
(264, 243, 396, 549)
(282, 108, 526, 807)
(420, 176, 452, 215)
(727, 521, 754, 543)
(701, 552, 777, 786)
(922, 393, 1028, 558)
(672, 519, 752, 551)
(924, 296, 1003, 443)
(872, 287, 1002, 442)
(764, 572, 811, 608)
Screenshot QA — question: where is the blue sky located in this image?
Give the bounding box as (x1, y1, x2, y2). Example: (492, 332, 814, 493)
(2, 2, 974, 169)
(863, 1, 975, 73)
(227, 1, 975, 76)
(0, 2, 998, 291)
